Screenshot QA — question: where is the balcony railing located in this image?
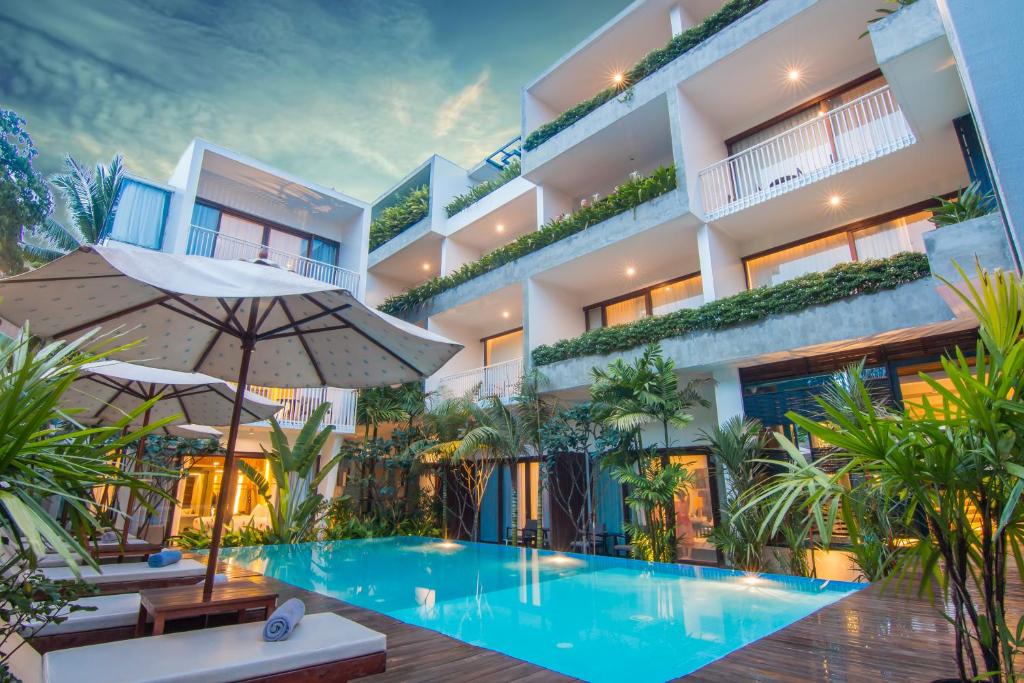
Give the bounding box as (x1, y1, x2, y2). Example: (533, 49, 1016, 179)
(698, 86, 916, 219)
(186, 224, 360, 292)
(243, 386, 357, 433)
(435, 357, 524, 403)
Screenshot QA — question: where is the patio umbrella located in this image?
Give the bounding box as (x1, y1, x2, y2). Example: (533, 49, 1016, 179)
(63, 360, 282, 541)
(0, 243, 462, 596)
(167, 424, 223, 439)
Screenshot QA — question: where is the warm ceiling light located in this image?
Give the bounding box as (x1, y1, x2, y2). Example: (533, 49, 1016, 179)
(787, 68, 801, 82)
(421, 262, 431, 271)
(502, 311, 510, 319)
(496, 223, 505, 233)
(612, 72, 624, 85)
(828, 194, 843, 207)
(625, 266, 636, 277)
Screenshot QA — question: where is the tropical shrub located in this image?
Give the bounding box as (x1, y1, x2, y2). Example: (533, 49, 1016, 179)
(237, 403, 343, 544)
(532, 251, 931, 366)
(929, 181, 996, 227)
(380, 166, 677, 315)
(172, 521, 274, 550)
(445, 158, 521, 217)
(369, 184, 429, 251)
(1, 109, 52, 274)
(749, 263, 1024, 681)
(523, 0, 767, 151)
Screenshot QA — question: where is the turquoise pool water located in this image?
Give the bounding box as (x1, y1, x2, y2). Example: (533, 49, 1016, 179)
(219, 537, 862, 682)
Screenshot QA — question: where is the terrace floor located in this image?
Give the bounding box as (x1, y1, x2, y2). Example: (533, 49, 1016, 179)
(218, 561, 1019, 682)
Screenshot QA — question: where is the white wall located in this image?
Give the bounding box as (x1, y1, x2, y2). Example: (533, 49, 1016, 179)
(525, 277, 586, 353)
(697, 222, 747, 301)
(441, 238, 483, 276)
(671, 89, 728, 217)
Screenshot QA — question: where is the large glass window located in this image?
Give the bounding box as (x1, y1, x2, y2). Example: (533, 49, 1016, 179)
(669, 454, 717, 564)
(745, 205, 936, 289)
(585, 274, 703, 330)
(106, 180, 170, 250)
(746, 233, 851, 288)
(483, 329, 523, 366)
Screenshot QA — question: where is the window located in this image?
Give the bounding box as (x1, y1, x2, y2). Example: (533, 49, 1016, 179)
(668, 453, 717, 564)
(744, 204, 937, 289)
(106, 179, 170, 250)
(187, 202, 341, 270)
(483, 329, 523, 366)
(585, 274, 703, 330)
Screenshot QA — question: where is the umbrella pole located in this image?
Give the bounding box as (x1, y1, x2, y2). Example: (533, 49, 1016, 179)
(120, 407, 152, 551)
(203, 341, 254, 600)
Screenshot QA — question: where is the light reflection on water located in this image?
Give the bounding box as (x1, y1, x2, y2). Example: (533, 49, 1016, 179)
(219, 537, 862, 683)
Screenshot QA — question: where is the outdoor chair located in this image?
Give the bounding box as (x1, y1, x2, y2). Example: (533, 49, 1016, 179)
(41, 559, 206, 594)
(568, 525, 608, 554)
(4, 612, 387, 683)
(22, 592, 143, 654)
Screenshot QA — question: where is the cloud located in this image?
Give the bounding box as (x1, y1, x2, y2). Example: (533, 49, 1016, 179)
(434, 68, 490, 137)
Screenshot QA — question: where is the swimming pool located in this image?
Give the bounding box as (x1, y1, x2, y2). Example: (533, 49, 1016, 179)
(219, 537, 862, 682)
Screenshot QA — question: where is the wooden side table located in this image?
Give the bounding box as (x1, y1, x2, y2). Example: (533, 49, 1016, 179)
(136, 580, 278, 636)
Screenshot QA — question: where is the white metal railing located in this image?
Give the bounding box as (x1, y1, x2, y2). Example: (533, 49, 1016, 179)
(186, 224, 360, 292)
(698, 86, 915, 219)
(242, 386, 357, 433)
(435, 357, 524, 403)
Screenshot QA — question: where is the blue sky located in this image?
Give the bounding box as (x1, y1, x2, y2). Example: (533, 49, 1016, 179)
(1, 0, 630, 203)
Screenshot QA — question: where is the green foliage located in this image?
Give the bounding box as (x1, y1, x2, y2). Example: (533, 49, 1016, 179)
(612, 458, 693, 562)
(0, 566, 97, 679)
(0, 110, 52, 274)
(23, 155, 125, 264)
(523, 0, 767, 151)
(445, 158, 521, 217)
(929, 181, 997, 228)
(319, 494, 440, 541)
(237, 403, 342, 544)
(369, 185, 429, 251)
(171, 520, 274, 551)
(380, 166, 677, 316)
(748, 263, 1024, 680)
(0, 326, 173, 573)
(534, 251, 931, 366)
(700, 417, 773, 572)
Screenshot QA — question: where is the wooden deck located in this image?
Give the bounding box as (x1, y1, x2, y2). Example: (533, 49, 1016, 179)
(215, 561, 1018, 682)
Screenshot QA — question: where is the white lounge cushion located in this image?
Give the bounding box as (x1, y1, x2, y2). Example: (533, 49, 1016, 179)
(43, 612, 386, 683)
(42, 559, 205, 585)
(24, 593, 143, 636)
(35, 553, 84, 569)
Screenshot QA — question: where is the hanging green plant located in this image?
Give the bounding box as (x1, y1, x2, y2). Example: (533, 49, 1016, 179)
(531, 252, 932, 366)
(369, 185, 429, 251)
(445, 159, 521, 218)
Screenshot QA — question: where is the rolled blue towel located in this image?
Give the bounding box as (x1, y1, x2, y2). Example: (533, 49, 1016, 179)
(262, 598, 305, 642)
(147, 549, 181, 568)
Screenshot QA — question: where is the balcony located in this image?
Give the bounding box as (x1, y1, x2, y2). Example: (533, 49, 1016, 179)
(435, 357, 524, 403)
(243, 386, 357, 433)
(186, 224, 360, 292)
(698, 86, 916, 220)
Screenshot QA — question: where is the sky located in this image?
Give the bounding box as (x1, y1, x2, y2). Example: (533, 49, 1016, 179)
(1, 0, 631, 205)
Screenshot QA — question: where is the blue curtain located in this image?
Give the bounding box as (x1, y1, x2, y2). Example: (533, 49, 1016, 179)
(107, 180, 170, 250)
(310, 237, 339, 265)
(595, 468, 623, 535)
(480, 471, 499, 543)
(187, 204, 221, 257)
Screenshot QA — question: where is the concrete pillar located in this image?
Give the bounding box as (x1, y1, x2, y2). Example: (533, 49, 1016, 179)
(524, 277, 585, 355)
(536, 185, 572, 229)
(937, 0, 1024, 270)
(698, 223, 746, 301)
(669, 4, 696, 37)
(711, 367, 745, 425)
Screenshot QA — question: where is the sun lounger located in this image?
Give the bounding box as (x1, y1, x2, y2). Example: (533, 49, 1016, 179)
(41, 559, 206, 593)
(23, 593, 143, 653)
(4, 612, 387, 683)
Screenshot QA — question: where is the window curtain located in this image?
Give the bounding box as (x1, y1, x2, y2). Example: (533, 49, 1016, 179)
(853, 210, 933, 260)
(604, 295, 647, 327)
(651, 276, 704, 316)
(187, 204, 221, 256)
(310, 237, 339, 266)
(215, 215, 264, 260)
(106, 180, 169, 250)
(746, 233, 851, 288)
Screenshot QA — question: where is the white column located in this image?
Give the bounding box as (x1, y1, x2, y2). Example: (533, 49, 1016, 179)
(669, 4, 695, 37)
(712, 366, 745, 424)
(535, 185, 572, 229)
(441, 238, 480, 276)
(698, 223, 746, 301)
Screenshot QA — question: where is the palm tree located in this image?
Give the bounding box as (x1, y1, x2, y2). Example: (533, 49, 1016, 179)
(237, 402, 342, 544)
(418, 397, 474, 539)
(513, 369, 556, 547)
(21, 155, 124, 262)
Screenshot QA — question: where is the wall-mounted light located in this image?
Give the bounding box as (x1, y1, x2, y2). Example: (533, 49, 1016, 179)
(612, 72, 624, 86)
(625, 266, 637, 277)
(496, 224, 505, 233)
(787, 68, 801, 82)
(502, 311, 510, 319)
(421, 262, 431, 271)
(827, 194, 844, 209)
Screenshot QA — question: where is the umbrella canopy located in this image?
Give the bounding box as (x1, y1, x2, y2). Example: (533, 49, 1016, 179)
(0, 243, 462, 597)
(67, 360, 281, 433)
(167, 424, 223, 439)
(0, 244, 460, 387)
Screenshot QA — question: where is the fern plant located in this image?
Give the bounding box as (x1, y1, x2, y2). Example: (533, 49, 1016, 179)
(237, 402, 342, 544)
(929, 181, 996, 227)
